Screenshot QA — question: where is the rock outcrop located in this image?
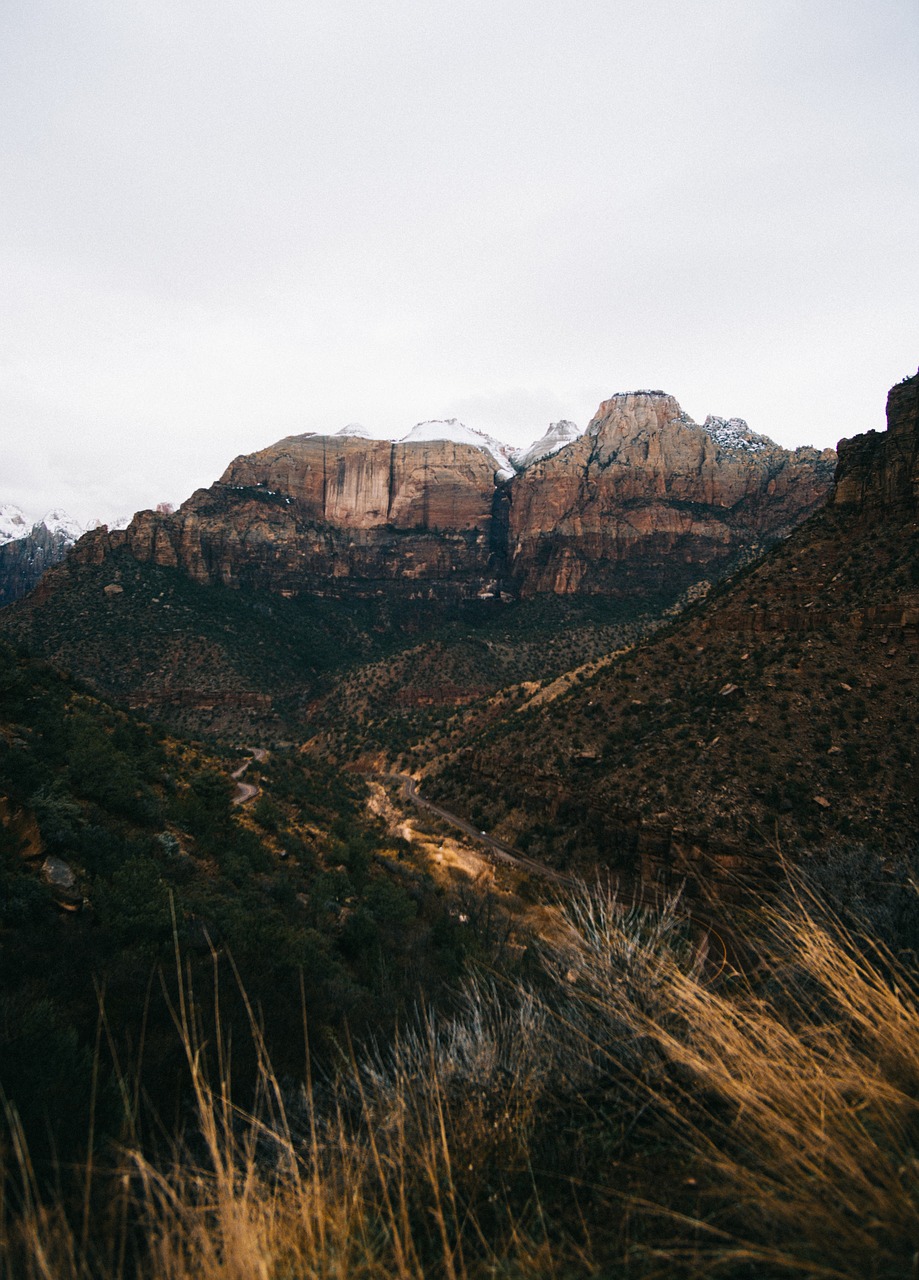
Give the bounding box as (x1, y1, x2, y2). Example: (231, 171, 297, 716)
(0, 517, 80, 606)
(506, 393, 835, 596)
(833, 370, 919, 515)
(61, 395, 835, 605)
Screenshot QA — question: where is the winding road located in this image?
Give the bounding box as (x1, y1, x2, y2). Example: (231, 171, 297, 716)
(383, 771, 731, 980)
(231, 747, 269, 806)
(386, 772, 576, 886)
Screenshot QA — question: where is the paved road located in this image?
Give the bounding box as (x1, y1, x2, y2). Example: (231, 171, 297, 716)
(384, 772, 575, 886)
(382, 771, 731, 980)
(231, 747, 269, 806)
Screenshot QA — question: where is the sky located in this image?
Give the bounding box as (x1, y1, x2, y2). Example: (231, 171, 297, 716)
(1, 0, 917, 524)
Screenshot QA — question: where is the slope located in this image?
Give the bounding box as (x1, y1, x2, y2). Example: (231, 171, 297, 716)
(425, 371, 919, 893)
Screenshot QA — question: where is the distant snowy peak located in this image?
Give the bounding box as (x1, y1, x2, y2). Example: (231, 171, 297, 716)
(512, 420, 583, 470)
(42, 509, 87, 542)
(0, 503, 86, 546)
(337, 423, 374, 439)
(702, 416, 773, 454)
(0, 503, 31, 546)
(399, 419, 515, 478)
(88, 514, 132, 533)
(0, 504, 135, 548)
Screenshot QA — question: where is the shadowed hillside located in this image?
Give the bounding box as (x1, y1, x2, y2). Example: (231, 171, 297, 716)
(425, 371, 919, 891)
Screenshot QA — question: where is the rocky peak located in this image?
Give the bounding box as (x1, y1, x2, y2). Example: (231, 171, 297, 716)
(0, 508, 87, 606)
(399, 420, 515, 478)
(833, 368, 919, 515)
(506, 391, 836, 596)
(0, 503, 31, 545)
(512, 420, 583, 470)
(702, 415, 770, 453)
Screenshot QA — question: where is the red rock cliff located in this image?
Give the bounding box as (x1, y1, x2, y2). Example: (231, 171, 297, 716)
(67, 397, 836, 602)
(506, 393, 836, 596)
(833, 370, 919, 514)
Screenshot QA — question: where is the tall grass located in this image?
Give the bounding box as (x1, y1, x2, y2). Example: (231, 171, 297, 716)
(2, 880, 917, 1279)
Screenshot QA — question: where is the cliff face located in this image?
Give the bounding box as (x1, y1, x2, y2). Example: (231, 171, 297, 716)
(506, 393, 836, 596)
(64, 395, 836, 604)
(833, 370, 919, 514)
(0, 523, 74, 606)
(70, 434, 500, 602)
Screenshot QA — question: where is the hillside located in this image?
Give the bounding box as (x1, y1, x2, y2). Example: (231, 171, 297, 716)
(0, 639, 500, 1169)
(425, 371, 919, 891)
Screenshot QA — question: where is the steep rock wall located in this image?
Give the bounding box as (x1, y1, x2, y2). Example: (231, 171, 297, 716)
(506, 393, 836, 596)
(833, 370, 919, 514)
(64, 395, 837, 603)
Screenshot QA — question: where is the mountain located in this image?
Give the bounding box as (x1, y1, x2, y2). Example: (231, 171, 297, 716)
(0, 508, 91, 606)
(504, 393, 835, 596)
(510, 419, 583, 470)
(55, 395, 833, 607)
(424, 370, 919, 892)
(0, 394, 834, 738)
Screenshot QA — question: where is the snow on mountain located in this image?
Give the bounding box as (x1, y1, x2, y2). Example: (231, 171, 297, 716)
(399, 419, 515, 479)
(337, 423, 374, 439)
(512, 420, 583, 470)
(0, 503, 31, 546)
(1, 503, 137, 548)
(87, 514, 132, 533)
(702, 416, 772, 453)
(42, 509, 88, 542)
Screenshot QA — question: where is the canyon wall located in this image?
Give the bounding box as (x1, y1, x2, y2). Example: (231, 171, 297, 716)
(833, 370, 919, 515)
(506, 392, 835, 595)
(64, 395, 837, 603)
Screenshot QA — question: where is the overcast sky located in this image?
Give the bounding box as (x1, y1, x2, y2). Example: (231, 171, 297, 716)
(2, 0, 917, 523)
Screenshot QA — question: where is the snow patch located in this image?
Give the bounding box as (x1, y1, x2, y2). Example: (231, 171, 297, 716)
(703, 416, 773, 453)
(0, 503, 31, 546)
(0, 504, 91, 546)
(337, 423, 374, 439)
(41, 509, 87, 542)
(88, 514, 132, 532)
(512, 420, 583, 470)
(399, 419, 515, 477)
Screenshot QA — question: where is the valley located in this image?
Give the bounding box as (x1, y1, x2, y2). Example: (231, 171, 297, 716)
(1, 370, 916, 1279)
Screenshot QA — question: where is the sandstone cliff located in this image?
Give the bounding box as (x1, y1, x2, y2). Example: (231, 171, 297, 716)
(506, 393, 836, 595)
(833, 369, 919, 514)
(70, 433, 500, 602)
(64, 396, 835, 604)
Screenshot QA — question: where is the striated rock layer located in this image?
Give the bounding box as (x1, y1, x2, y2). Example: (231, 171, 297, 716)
(507, 393, 835, 596)
(63, 395, 836, 603)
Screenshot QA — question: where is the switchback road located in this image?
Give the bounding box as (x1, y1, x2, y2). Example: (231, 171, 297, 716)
(381, 771, 731, 980)
(231, 747, 269, 806)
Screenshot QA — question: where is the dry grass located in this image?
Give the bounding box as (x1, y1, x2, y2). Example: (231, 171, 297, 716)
(2, 881, 917, 1279)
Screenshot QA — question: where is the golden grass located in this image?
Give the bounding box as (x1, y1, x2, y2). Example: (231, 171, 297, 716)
(2, 881, 917, 1279)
